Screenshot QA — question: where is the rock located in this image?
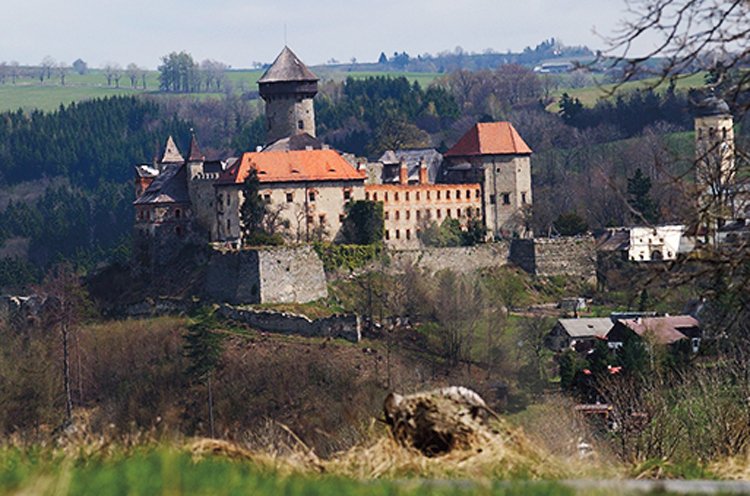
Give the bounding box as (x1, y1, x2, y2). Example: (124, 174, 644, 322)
(383, 387, 496, 457)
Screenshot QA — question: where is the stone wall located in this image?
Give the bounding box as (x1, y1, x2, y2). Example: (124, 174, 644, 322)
(509, 236, 597, 280)
(217, 304, 361, 342)
(205, 245, 327, 304)
(386, 242, 510, 274)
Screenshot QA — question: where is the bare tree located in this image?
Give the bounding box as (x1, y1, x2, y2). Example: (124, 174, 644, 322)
(103, 64, 115, 86)
(126, 63, 142, 88)
(41, 56, 55, 82)
(9, 61, 19, 84)
(56, 62, 69, 86)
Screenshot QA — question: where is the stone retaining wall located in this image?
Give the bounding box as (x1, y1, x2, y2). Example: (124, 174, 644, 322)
(217, 304, 361, 343)
(386, 242, 511, 274)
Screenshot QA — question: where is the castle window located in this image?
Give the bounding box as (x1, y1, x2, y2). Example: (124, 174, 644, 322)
(263, 193, 271, 203)
(395, 192, 399, 201)
(476, 189, 481, 198)
(286, 192, 294, 203)
(521, 192, 527, 204)
(298, 120, 304, 130)
(405, 192, 410, 201)
(385, 230, 390, 240)
(395, 211, 400, 220)
(226, 195, 230, 206)
(227, 219, 231, 230)
(343, 189, 351, 200)
(446, 190, 451, 200)
(490, 194, 496, 205)
(395, 229, 400, 239)
(437, 191, 441, 200)
(406, 229, 411, 240)
(447, 209, 451, 218)
(466, 207, 472, 217)
(476, 208, 481, 216)
(722, 128, 728, 139)
(406, 210, 411, 220)
(175, 209, 181, 219)
(384, 192, 389, 202)
(373, 192, 378, 201)
(385, 211, 389, 220)
(437, 209, 441, 219)
(319, 214, 326, 225)
(309, 191, 316, 202)
(307, 215, 313, 224)
(339, 214, 345, 222)
(457, 190, 461, 199)
(426, 191, 431, 200)
(366, 192, 370, 200)
(502, 193, 510, 205)
(457, 209, 461, 218)
(416, 210, 421, 220)
(416, 191, 420, 201)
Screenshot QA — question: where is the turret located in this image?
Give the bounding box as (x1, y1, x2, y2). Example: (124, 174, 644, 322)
(258, 46, 318, 144)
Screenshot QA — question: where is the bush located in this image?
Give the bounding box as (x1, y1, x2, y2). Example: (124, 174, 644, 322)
(313, 242, 381, 272)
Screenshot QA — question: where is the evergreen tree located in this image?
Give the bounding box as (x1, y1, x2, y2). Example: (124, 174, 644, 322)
(184, 309, 223, 438)
(341, 200, 384, 245)
(627, 168, 659, 224)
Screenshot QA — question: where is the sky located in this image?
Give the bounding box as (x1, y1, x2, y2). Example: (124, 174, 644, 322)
(1, 0, 658, 69)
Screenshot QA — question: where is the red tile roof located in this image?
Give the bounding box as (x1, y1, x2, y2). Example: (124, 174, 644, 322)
(620, 316, 699, 345)
(215, 149, 366, 185)
(444, 122, 532, 157)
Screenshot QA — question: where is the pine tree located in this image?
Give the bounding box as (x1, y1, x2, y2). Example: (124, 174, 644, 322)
(184, 309, 223, 438)
(627, 168, 659, 224)
(239, 168, 269, 246)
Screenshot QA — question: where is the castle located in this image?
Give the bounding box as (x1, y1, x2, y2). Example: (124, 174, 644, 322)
(133, 46, 535, 261)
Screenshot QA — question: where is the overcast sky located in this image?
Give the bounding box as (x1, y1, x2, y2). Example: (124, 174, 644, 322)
(1, 0, 656, 69)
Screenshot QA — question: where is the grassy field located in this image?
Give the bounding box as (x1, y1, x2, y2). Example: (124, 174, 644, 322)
(545, 71, 708, 111)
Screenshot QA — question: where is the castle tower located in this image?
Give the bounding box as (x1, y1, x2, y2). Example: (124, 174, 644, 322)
(186, 129, 205, 180)
(258, 46, 318, 145)
(694, 95, 735, 227)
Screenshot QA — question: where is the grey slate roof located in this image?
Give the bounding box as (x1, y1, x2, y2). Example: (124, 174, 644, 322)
(258, 46, 318, 84)
(263, 133, 325, 152)
(134, 164, 190, 205)
(378, 148, 443, 183)
(694, 95, 731, 117)
(556, 318, 614, 339)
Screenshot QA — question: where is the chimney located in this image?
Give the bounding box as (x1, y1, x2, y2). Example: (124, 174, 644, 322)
(419, 158, 428, 184)
(399, 159, 408, 185)
(255, 146, 263, 152)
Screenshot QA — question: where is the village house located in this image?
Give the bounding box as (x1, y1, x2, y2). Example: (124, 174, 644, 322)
(545, 317, 614, 352)
(606, 315, 702, 353)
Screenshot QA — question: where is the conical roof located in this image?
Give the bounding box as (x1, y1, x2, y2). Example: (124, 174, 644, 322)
(258, 46, 318, 84)
(160, 135, 184, 164)
(187, 130, 204, 162)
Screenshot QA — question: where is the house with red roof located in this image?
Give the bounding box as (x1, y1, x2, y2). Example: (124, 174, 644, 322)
(442, 122, 533, 238)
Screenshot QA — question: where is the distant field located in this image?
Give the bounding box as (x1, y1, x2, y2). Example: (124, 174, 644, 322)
(0, 84, 143, 112)
(545, 72, 708, 112)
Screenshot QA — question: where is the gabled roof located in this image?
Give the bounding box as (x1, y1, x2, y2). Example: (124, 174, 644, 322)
(445, 122, 532, 157)
(258, 46, 318, 84)
(378, 148, 443, 183)
(617, 316, 699, 345)
(215, 149, 366, 185)
(557, 318, 614, 338)
(160, 136, 184, 164)
(134, 164, 190, 205)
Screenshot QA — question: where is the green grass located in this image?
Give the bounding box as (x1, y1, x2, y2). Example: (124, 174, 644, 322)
(0, 447, 579, 496)
(545, 71, 708, 111)
(0, 84, 144, 112)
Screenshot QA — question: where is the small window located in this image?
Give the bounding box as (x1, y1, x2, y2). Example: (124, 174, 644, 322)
(395, 229, 400, 239)
(226, 195, 231, 206)
(307, 215, 313, 224)
(373, 192, 378, 201)
(502, 193, 510, 205)
(426, 191, 431, 200)
(437, 190, 441, 200)
(365, 192, 370, 201)
(309, 191, 316, 202)
(318, 214, 326, 224)
(446, 190, 451, 200)
(286, 192, 294, 203)
(437, 209, 442, 219)
(395, 211, 400, 220)
(263, 193, 271, 203)
(395, 192, 399, 201)
(406, 210, 411, 220)
(339, 214, 345, 222)
(447, 209, 452, 218)
(298, 120, 304, 130)
(416, 210, 421, 220)
(405, 192, 410, 201)
(406, 229, 411, 240)
(456, 190, 461, 199)
(476, 189, 481, 198)
(466, 207, 472, 217)
(227, 218, 231, 229)
(490, 194, 496, 205)
(385, 230, 390, 240)
(175, 209, 181, 219)
(343, 190, 351, 200)
(384, 192, 389, 202)
(465, 190, 470, 199)
(416, 191, 420, 201)
(385, 211, 390, 220)
(521, 192, 527, 204)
